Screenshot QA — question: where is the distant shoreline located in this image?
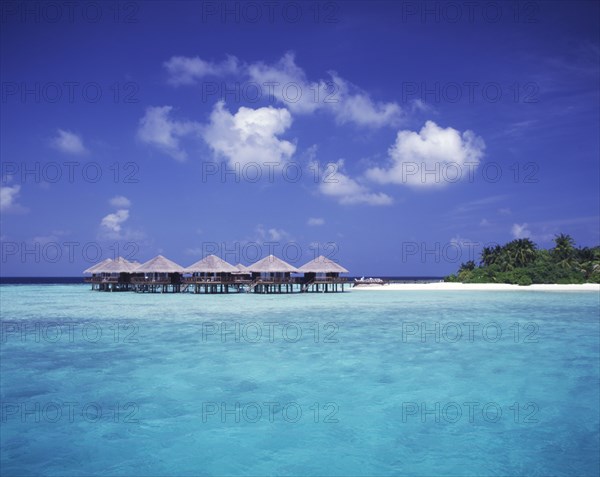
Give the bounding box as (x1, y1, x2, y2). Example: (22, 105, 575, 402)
(351, 283, 600, 292)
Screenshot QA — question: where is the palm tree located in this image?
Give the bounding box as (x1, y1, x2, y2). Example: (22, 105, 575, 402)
(552, 233, 575, 268)
(576, 246, 600, 279)
(480, 245, 502, 267)
(459, 260, 476, 272)
(505, 239, 537, 268)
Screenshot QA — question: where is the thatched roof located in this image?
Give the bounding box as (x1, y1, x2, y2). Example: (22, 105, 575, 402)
(83, 258, 113, 274)
(299, 255, 349, 274)
(247, 255, 299, 273)
(184, 255, 239, 273)
(96, 257, 140, 273)
(232, 263, 251, 275)
(134, 255, 184, 273)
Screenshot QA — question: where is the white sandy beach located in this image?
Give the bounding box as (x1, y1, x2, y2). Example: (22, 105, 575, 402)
(351, 282, 600, 292)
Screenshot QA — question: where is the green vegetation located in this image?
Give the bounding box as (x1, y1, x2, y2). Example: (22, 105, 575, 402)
(445, 234, 600, 286)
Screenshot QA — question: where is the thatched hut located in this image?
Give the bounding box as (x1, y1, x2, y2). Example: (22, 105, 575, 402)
(83, 258, 113, 290)
(95, 257, 138, 273)
(298, 255, 349, 292)
(132, 255, 185, 292)
(94, 258, 141, 291)
(184, 255, 240, 293)
(85, 257, 140, 291)
(83, 258, 112, 274)
(246, 255, 299, 293)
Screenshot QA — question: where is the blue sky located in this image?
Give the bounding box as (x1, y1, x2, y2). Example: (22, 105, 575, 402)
(1, 0, 599, 276)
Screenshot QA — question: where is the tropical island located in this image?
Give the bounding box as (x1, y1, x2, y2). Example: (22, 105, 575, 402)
(445, 234, 600, 286)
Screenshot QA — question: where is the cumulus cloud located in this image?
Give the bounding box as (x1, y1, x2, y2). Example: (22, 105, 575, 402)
(109, 195, 131, 208)
(99, 197, 138, 240)
(246, 52, 329, 115)
(164, 55, 240, 86)
(0, 185, 22, 212)
(101, 209, 129, 234)
(202, 101, 296, 167)
(255, 225, 292, 242)
(366, 121, 485, 187)
(164, 52, 403, 128)
(307, 217, 325, 226)
(266, 228, 287, 241)
(52, 129, 87, 155)
(137, 106, 201, 161)
(316, 159, 393, 206)
(248, 53, 402, 127)
(511, 223, 531, 239)
(327, 72, 402, 127)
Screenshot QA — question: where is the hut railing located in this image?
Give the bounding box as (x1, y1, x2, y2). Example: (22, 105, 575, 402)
(311, 277, 347, 283)
(252, 277, 297, 284)
(130, 277, 173, 284)
(183, 277, 247, 284)
(85, 277, 121, 283)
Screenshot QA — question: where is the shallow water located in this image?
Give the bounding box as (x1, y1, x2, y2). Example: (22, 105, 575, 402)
(1, 285, 599, 476)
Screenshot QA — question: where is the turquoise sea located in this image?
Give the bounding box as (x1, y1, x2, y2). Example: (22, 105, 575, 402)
(1, 285, 599, 476)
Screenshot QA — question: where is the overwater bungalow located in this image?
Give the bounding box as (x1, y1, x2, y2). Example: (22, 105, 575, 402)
(233, 263, 251, 279)
(298, 255, 349, 292)
(84, 257, 136, 291)
(246, 255, 300, 293)
(84, 258, 112, 290)
(83, 257, 113, 279)
(90, 257, 140, 292)
(131, 255, 185, 293)
(84, 253, 349, 294)
(183, 255, 242, 293)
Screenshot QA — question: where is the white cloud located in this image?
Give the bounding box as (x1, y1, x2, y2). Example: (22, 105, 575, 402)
(98, 197, 142, 241)
(248, 53, 402, 127)
(101, 209, 129, 234)
(366, 121, 485, 187)
(52, 129, 87, 155)
(303, 144, 318, 162)
(247, 52, 328, 115)
(480, 218, 491, 227)
(202, 101, 296, 168)
(498, 208, 512, 216)
(327, 72, 402, 127)
(109, 195, 131, 208)
(166, 52, 403, 128)
(0, 185, 22, 212)
(316, 159, 393, 206)
(450, 236, 473, 246)
(267, 228, 287, 241)
(307, 217, 325, 226)
(137, 106, 201, 161)
(254, 225, 292, 243)
(410, 98, 434, 114)
(511, 223, 531, 239)
(449, 236, 479, 253)
(164, 55, 240, 86)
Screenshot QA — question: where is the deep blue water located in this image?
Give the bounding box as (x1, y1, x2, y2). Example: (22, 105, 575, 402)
(1, 284, 599, 476)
